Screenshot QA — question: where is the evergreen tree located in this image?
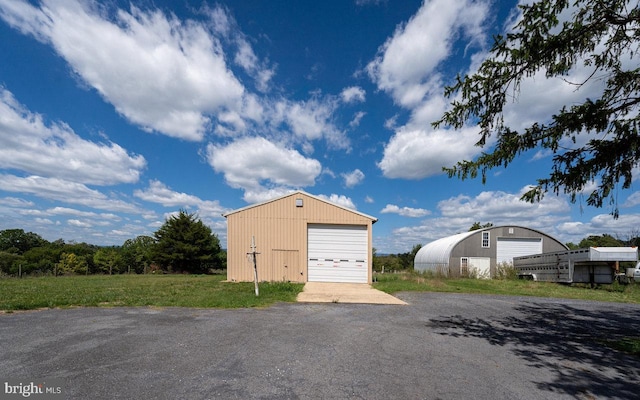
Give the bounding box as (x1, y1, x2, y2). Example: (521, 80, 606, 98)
(152, 210, 222, 273)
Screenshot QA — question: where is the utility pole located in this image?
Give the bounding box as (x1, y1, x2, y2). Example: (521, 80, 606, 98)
(248, 236, 260, 296)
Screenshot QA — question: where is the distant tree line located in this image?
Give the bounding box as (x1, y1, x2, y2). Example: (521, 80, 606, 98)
(566, 232, 640, 250)
(373, 244, 423, 273)
(0, 210, 225, 277)
(4, 215, 639, 276)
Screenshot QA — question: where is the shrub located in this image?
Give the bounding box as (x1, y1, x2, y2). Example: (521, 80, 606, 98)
(495, 262, 518, 280)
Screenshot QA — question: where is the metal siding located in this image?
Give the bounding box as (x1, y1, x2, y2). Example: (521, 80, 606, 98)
(226, 192, 374, 283)
(272, 249, 303, 282)
(414, 231, 475, 275)
(308, 224, 368, 283)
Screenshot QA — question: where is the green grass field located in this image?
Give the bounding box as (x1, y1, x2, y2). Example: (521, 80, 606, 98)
(372, 271, 640, 304)
(0, 274, 304, 312)
(2, 271, 640, 313)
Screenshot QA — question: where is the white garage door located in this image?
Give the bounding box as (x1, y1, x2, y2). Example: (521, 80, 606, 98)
(496, 237, 542, 265)
(308, 224, 368, 283)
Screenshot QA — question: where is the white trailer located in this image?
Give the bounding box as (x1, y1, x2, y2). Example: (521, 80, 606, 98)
(513, 247, 638, 284)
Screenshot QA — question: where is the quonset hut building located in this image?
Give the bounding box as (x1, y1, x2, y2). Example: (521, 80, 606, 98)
(414, 225, 567, 278)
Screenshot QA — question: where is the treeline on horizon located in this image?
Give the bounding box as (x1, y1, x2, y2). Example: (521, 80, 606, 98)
(2, 223, 639, 277)
(0, 210, 225, 277)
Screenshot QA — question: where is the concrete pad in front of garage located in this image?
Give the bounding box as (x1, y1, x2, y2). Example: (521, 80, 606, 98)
(296, 282, 407, 305)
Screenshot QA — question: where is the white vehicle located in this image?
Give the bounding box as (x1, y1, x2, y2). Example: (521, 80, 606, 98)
(633, 262, 640, 283)
(613, 261, 640, 284)
(514, 247, 639, 285)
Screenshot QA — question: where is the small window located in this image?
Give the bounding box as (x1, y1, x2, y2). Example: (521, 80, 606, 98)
(461, 257, 469, 276)
(295, 198, 303, 207)
(481, 231, 490, 248)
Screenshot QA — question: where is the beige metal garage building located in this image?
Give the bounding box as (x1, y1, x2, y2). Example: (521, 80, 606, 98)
(224, 191, 377, 283)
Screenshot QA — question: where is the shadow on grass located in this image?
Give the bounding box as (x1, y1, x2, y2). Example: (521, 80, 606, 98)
(427, 302, 640, 399)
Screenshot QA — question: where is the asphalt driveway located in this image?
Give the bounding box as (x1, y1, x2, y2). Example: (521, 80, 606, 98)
(1, 292, 640, 399)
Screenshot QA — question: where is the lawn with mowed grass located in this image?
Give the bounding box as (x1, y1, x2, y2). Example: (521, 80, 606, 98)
(0, 274, 304, 311)
(373, 271, 640, 304)
(3, 272, 640, 312)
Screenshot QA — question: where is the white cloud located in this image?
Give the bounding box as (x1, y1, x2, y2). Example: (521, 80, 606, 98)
(438, 187, 570, 220)
(384, 115, 398, 130)
(0, 0, 245, 141)
(349, 111, 366, 128)
(368, 0, 493, 181)
(206, 137, 322, 202)
(0, 174, 141, 213)
(340, 86, 366, 103)
(68, 219, 93, 228)
(234, 36, 275, 93)
(241, 187, 296, 205)
(373, 0, 623, 189)
(134, 180, 228, 218)
(556, 221, 588, 237)
(0, 88, 146, 185)
(369, 0, 608, 186)
(502, 71, 608, 137)
(46, 207, 120, 221)
(0, 197, 34, 207)
(272, 96, 349, 151)
(317, 194, 356, 210)
(556, 213, 640, 244)
(206, 4, 275, 93)
(589, 213, 640, 231)
(377, 128, 480, 179)
(623, 191, 640, 208)
(1, 1, 360, 150)
(342, 169, 365, 188)
(206, 3, 231, 35)
(380, 204, 430, 217)
(134, 180, 203, 208)
(367, 0, 489, 107)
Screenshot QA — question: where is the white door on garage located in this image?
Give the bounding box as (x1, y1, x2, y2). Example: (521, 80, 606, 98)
(465, 257, 491, 279)
(308, 224, 368, 283)
(496, 237, 542, 265)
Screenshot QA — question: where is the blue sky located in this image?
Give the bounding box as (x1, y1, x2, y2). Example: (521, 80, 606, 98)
(1, 0, 639, 254)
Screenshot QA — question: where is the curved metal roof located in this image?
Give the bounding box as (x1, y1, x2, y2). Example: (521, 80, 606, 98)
(414, 230, 476, 273)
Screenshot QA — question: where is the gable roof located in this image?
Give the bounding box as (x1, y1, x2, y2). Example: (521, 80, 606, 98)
(222, 190, 378, 222)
